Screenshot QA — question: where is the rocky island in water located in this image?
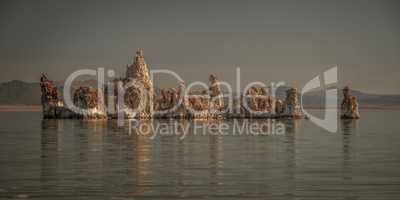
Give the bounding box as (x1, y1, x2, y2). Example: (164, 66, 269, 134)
(40, 50, 360, 120)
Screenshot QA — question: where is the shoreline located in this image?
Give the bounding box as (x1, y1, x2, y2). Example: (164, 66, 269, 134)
(1, 105, 400, 112)
(0, 105, 41, 112)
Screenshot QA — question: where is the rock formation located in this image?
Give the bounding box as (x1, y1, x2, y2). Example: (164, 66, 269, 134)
(341, 86, 360, 119)
(241, 86, 274, 117)
(154, 75, 226, 119)
(40, 74, 106, 119)
(123, 49, 154, 118)
(156, 88, 179, 111)
(274, 99, 284, 115)
(185, 90, 210, 118)
(73, 86, 106, 118)
(40, 74, 75, 118)
(154, 81, 188, 118)
(208, 74, 225, 117)
(281, 88, 303, 118)
(154, 87, 180, 118)
(40, 74, 60, 118)
(40, 49, 363, 121)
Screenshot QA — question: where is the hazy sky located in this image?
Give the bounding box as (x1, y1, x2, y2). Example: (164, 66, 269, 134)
(0, 0, 399, 94)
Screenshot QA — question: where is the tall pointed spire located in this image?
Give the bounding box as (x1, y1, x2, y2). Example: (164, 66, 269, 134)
(123, 49, 154, 118)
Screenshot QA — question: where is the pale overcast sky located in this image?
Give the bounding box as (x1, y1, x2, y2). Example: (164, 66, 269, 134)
(0, 0, 399, 94)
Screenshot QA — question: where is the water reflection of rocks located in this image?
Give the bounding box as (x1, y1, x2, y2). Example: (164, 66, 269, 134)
(38, 117, 367, 198)
(341, 119, 358, 199)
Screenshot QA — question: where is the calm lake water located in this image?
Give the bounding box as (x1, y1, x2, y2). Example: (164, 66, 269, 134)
(0, 111, 400, 199)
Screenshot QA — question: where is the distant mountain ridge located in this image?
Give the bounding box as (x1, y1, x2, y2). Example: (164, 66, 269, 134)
(1, 80, 399, 109)
(0, 80, 97, 105)
(0, 80, 40, 105)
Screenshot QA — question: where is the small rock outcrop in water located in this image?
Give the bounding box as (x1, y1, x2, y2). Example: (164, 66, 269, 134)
(40, 74, 75, 118)
(281, 88, 303, 118)
(40, 74, 60, 118)
(341, 86, 360, 119)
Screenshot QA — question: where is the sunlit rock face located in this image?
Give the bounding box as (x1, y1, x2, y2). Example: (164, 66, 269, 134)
(73, 86, 106, 119)
(281, 88, 303, 118)
(123, 50, 154, 118)
(341, 86, 360, 119)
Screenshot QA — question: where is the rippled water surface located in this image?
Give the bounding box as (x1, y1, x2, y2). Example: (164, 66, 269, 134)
(0, 111, 400, 199)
